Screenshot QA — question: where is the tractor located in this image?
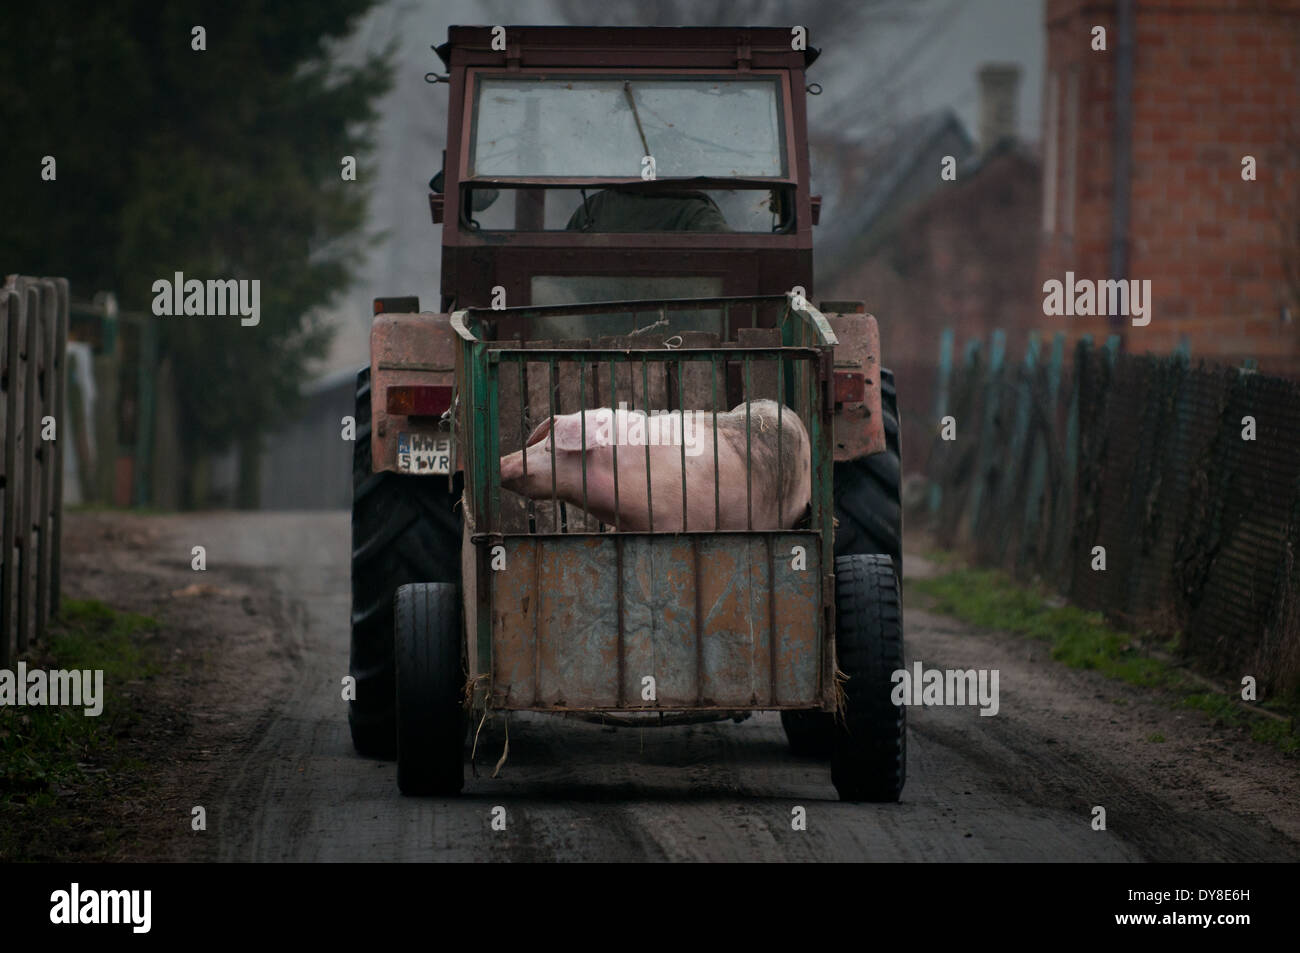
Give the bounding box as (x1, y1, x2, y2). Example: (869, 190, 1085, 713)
(349, 26, 904, 801)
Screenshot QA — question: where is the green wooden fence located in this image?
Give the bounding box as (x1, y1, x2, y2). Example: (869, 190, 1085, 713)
(925, 330, 1300, 697)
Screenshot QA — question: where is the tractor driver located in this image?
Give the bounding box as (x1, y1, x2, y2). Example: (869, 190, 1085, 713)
(565, 188, 732, 233)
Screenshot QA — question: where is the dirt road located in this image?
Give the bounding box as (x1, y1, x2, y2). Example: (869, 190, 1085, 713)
(62, 512, 1300, 862)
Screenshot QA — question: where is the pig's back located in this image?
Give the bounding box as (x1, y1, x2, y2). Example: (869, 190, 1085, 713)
(717, 401, 811, 526)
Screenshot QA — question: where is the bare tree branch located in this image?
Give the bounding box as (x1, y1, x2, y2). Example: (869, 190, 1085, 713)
(486, 0, 926, 43)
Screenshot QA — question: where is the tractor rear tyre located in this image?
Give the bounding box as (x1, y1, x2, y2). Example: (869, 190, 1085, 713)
(830, 554, 906, 803)
(394, 583, 466, 796)
(832, 367, 902, 575)
(349, 366, 462, 758)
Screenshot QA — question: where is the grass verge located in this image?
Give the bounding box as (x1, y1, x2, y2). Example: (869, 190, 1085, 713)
(0, 599, 161, 860)
(912, 564, 1299, 755)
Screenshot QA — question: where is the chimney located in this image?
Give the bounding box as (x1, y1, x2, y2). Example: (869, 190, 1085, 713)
(977, 63, 1021, 154)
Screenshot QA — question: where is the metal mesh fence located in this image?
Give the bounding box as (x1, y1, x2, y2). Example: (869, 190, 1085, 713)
(925, 332, 1300, 697)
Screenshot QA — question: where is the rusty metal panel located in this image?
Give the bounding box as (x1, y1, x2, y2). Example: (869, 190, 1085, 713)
(486, 534, 533, 703)
(768, 535, 822, 703)
(487, 531, 825, 710)
(620, 535, 698, 706)
(693, 535, 773, 704)
(369, 312, 458, 474)
(826, 312, 884, 459)
(693, 535, 771, 704)
(538, 534, 622, 703)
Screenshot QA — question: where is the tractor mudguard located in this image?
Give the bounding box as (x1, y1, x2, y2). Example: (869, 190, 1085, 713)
(823, 306, 885, 460)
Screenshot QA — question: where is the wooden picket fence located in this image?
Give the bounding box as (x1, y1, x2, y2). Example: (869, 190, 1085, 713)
(1, 275, 69, 667)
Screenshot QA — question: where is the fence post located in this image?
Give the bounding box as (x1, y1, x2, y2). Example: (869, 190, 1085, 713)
(93, 328, 120, 505)
(929, 327, 954, 516)
(968, 329, 1005, 542)
(1019, 332, 1064, 571)
(993, 332, 1039, 566)
(1060, 335, 1093, 593)
(1, 289, 17, 667)
(3, 276, 70, 656)
(49, 277, 69, 614)
(35, 279, 58, 632)
(17, 283, 40, 653)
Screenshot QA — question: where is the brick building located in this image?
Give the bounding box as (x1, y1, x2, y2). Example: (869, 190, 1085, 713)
(1040, 0, 1300, 375)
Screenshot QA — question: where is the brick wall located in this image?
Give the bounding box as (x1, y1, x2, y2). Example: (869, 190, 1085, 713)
(1040, 0, 1300, 376)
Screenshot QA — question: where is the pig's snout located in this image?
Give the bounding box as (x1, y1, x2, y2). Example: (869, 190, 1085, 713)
(500, 417, 559, 493)
(499, 447, 526, 489)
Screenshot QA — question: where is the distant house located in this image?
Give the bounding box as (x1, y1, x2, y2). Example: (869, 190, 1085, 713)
(820, 65, 1042, 470)
(1039, 0, 1300, 376)
(814, 109, 976, 292)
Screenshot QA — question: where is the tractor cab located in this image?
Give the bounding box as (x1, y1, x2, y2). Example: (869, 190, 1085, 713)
(430, 26, 820, 328)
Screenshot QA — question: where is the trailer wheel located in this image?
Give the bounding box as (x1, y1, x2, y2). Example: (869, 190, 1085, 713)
(830, 553, 906, 802)
(394, 583, 466, 795)
(832, 367, 901, 578)
(349, 366, 462, 758)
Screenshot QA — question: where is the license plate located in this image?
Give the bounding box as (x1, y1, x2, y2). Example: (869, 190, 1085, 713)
(396, 432, 452, 474)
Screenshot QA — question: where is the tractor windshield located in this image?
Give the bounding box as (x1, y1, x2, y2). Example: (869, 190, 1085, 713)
(469, 74, 787, 179)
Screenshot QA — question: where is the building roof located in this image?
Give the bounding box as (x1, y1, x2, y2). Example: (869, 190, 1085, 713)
(816, 108, 974, 280)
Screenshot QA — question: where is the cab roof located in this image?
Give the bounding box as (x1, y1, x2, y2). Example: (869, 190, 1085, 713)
(435, 25, 820, 70)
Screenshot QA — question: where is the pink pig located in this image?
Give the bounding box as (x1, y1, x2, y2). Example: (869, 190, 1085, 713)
(499, 400, 811, 531)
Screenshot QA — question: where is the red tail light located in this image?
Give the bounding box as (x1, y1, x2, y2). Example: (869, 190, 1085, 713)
(387, 385, 452, 417)
(373, 296, 420, 314)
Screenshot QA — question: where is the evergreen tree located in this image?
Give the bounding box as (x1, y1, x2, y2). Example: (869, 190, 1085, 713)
(0, 1, 391, 504)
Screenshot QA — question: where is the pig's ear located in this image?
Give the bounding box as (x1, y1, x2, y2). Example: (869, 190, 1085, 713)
(524, 418, 554, 447)
(552, 409, 612, 451)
